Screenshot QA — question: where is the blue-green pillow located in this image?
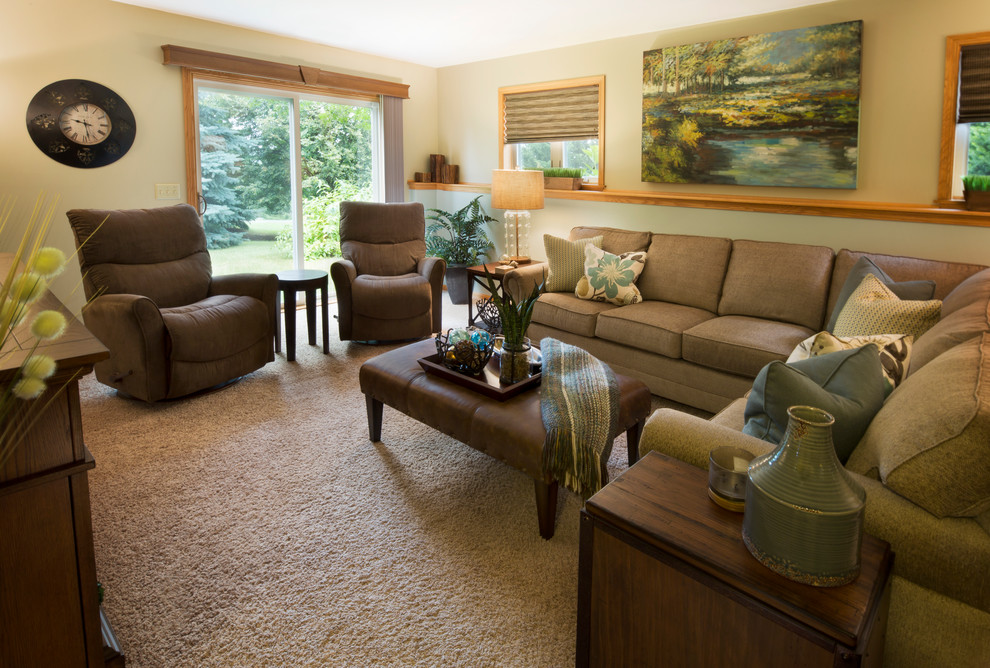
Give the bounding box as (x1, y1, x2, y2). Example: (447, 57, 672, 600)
(826, 256, 935, 332)
(742, 346, 886, 463)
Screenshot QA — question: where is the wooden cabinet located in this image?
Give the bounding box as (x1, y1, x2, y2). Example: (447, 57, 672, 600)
(0, 256, 117, 667)
(577, 452, 892, 668)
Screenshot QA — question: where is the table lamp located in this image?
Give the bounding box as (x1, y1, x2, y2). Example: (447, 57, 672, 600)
(491, 169, 544, 263)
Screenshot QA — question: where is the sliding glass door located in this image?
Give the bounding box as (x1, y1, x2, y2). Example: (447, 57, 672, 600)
(193, 81, 381, 285)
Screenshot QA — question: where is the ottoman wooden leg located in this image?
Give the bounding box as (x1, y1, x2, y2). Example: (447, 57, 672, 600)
(366, 395, 383, 442)
(535, 478, 559, 540)
(626, 420, 644, 467)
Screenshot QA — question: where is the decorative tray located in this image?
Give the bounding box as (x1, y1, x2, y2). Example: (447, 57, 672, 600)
(417, 354, 541, 401)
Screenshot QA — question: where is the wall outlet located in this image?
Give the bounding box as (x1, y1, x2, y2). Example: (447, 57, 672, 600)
(155, 183, 181, 200)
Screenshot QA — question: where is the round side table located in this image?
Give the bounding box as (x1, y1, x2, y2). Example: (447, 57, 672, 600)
(275, 269, 330, 361)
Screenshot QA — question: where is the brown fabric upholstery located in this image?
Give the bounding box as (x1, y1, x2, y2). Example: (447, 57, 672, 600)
(682, 315, 814, 377)
(66, 203, 277, 402)
(638, 233, 732, 312)
(718, 239, 834, 331)
(331, 201, 444, 342)
(595, 300, 715, 358)
(531, 292, 616, 338)
(570, 226, 651, 255)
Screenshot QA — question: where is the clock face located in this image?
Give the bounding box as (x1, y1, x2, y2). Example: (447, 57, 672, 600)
(26, 79, 136, 168)
(59, 102, 112, 146)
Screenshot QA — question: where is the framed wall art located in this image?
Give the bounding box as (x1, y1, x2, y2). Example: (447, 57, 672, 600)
(642, 20, 862, 189)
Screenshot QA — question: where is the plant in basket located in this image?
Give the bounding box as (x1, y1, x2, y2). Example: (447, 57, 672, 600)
(435, 327, 494, 376)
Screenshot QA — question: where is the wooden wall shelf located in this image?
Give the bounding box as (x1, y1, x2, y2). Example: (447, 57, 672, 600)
(408, 181, 990, 228)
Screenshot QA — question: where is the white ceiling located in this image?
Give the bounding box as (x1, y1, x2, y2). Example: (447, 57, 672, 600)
(113, 0, 835, 68)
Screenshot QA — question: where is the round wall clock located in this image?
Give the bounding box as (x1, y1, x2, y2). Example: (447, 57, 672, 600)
(26, 79, 136, 169)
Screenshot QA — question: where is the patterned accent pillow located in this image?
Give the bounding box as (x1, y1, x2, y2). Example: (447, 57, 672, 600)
(544, 234, 603, 293)
(788, 331, 914, 395)
(574, 245, 648, 306)
(833, 273, 941, 340)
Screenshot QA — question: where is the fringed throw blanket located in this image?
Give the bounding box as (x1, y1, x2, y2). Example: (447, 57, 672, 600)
(540, 338, 619, 499)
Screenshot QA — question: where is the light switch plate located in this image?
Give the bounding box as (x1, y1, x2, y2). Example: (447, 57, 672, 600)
(155, 183, 181, 200)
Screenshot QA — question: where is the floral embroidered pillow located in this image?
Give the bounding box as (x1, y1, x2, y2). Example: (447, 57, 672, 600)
(575, 245, 648, 306)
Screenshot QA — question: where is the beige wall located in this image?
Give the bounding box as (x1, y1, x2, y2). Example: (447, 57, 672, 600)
(2, 0, 438, 310)
(427, 0, 990, 269)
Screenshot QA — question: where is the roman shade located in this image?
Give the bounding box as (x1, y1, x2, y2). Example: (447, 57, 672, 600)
(958, 42, 990, 123)
(503, 84, 600, 144)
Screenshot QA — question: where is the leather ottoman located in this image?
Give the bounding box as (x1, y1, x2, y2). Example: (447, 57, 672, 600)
(359, 338, 652, 538)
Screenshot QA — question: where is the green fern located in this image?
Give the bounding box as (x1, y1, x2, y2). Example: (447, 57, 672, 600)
(425, 196, 496, 266)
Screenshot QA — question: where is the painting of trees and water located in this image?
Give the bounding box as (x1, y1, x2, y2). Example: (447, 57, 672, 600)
(642, 20, 862, 188)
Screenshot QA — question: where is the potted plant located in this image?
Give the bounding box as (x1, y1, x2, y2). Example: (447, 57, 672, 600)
(962, 174, 990, 212)
(540, 167, 584, 190)
(480, 267, 544, 384)
(426, 196, 495, 304)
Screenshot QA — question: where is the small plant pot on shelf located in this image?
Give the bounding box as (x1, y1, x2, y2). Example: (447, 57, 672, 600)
(963, 189, 990, 212)
(543, 177, 583, 190)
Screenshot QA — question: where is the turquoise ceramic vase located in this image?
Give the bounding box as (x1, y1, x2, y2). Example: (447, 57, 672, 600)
(742, 405, 866, 587)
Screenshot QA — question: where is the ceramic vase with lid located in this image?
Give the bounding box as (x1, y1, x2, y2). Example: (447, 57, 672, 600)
(742, 405, 866, 587)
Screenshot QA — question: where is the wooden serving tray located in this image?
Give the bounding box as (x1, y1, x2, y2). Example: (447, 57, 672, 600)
(417, 354, 541, 401)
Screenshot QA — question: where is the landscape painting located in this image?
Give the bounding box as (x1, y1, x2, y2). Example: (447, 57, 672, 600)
(642, 20, 862, 188)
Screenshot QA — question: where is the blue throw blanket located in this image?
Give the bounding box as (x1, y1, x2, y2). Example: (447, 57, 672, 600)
(540, 338, 619, 498)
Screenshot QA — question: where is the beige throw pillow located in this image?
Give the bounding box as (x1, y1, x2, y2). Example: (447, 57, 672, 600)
(788, 331, 913, 395)
(833, 273, 941, 340)
(574, 245, 647, 306)
(544, 234, 603, 293)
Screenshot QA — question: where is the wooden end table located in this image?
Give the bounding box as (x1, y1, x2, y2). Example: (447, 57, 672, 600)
(466, 263, 505, 330)
(577, 452, 893, 668)
(275, 269, 330, 362)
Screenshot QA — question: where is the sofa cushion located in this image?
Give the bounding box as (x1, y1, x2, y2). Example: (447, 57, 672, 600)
(826, 256, 936, 332)
(847, 333, 990, 518)
(718, 239, 834, 331)
(531, 292, 616, 338)
(575, 246, 647, 305)
(743, 346, 886, 462)
(833, 273, 941, 340)
(544, 234, 603, 293)
(162, 295, 270, 363)
(570, 226, 651, 255)
(343, 239, 424, 276)
(595, 301, 715, 358)
(788, 331, 913, 395)
(638, 233, 732, 312)
(683, 315, 814, 378)
(910, 268, 990, 373)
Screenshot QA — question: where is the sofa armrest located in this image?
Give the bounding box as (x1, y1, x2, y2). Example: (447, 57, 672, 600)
(502, 262, 548, 302)
(418, 257, 446, 333)
(640, 408, 776, 469)
(856, 475, 990, 613)
(330, 259, 358, 340)
(81, 294, 169, 402)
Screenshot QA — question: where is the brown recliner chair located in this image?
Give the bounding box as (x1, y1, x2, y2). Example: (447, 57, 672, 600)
(66, 203, 277, 402)
(331, 201, 445, 342)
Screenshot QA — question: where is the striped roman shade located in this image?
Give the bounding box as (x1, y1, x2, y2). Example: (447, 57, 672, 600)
(503, 85, 600, 144)
(958, 43, 990, 123)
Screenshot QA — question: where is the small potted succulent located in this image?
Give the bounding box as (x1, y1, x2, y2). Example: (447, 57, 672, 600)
(426, 196, 495, 304)
(480, 267, 544, 384)
(962, 174, 990, 212)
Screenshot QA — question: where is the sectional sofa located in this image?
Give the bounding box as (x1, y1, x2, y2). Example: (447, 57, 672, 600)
(504, 225, 990, 667)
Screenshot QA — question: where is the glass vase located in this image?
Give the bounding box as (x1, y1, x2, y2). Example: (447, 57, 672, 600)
(742, 405, 866, 587)
(499, 338, 531, 385)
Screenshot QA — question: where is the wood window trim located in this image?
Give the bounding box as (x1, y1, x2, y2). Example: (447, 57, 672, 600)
(936, 31, 990, 207)
(175, 66, 386, 206)
(162, 45, 409, 99)
(498, 75, 605, 192)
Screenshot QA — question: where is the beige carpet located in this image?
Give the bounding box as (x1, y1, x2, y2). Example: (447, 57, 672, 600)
(82, 297, 706, 667)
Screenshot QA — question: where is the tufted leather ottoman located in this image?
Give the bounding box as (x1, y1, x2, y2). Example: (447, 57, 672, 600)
(359, 338, 652, 538)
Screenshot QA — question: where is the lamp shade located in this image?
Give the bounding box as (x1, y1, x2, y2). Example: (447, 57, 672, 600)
(491, 169, 544, 211)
